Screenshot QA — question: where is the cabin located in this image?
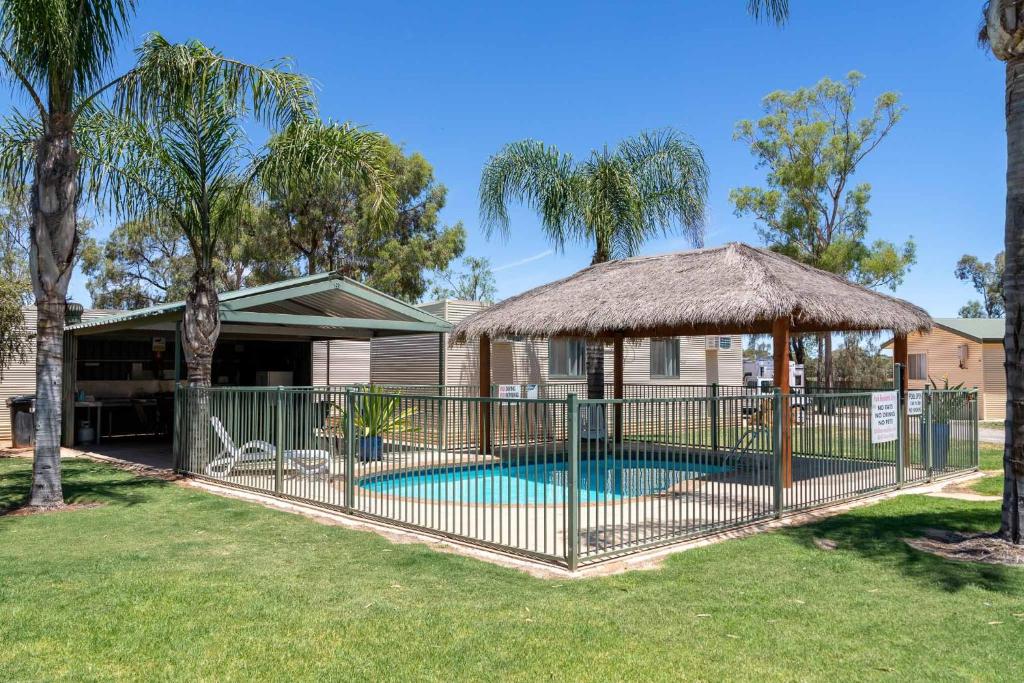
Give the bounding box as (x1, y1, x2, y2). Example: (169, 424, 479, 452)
(882, 318, 1005, 421)
(369, 300, 743, 389)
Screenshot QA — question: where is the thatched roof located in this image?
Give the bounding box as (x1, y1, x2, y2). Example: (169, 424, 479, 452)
(451, 243, 932, 342)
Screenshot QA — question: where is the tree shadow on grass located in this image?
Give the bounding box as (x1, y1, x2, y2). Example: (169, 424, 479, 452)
(0, 458, 171, 515)
(782, 499, 1020, 594)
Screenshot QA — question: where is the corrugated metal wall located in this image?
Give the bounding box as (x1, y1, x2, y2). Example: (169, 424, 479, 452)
(312, 339, 370, 385)
(1, 307, 113, 442)
(982, 342, 1006, 421)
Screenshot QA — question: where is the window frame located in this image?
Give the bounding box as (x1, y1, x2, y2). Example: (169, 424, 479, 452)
(649, 337, 681, 379)
(548, 337, 587, 379)
(908, 353, 927, 381)
(718, 336, 732, 350)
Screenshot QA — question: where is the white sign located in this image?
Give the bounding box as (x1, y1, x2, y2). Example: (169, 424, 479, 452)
(871, 391, 899, 444)
(497, 384, 521, 400)
(525, 384, 539, 399)
(907, 390, 923, 417)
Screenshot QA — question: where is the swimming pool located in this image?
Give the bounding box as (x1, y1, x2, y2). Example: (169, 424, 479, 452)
(361, 458, 730, 504)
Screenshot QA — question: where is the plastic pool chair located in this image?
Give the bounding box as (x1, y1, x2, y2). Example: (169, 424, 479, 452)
(205, 417, 330, 478)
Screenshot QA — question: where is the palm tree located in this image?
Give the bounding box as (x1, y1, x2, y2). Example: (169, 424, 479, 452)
(0, 0, 143, 507)
(980, 2, 1024, 544)
(95, 37, 395, 386)
(479, 129, 709, 397)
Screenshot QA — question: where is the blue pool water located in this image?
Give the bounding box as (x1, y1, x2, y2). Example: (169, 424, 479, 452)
(361, 458, 729, 504)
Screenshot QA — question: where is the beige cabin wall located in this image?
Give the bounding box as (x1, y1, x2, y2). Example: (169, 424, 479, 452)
(982, 342, 1006, 421)
(903, 328, 984, 391)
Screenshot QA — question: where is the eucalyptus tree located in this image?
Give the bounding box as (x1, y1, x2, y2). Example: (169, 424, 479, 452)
(981, 1, 1024, 544)
(479, 129, 709, 397)
(98, 37, 395, 386)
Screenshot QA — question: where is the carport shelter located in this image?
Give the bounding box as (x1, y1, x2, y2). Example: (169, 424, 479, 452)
(60, 272, 450, 447)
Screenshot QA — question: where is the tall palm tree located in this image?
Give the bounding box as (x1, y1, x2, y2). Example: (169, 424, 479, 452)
(479, 129, 709, 397)
(0, 0, 143, 507)
(981, 2, 1024, 544)
(96, 37, 395, 386)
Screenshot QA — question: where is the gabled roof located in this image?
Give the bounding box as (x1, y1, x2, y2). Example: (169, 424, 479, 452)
(67, 272, 450, 336)
(451, 243, 932, 342)
(933, 318, 1004, 342)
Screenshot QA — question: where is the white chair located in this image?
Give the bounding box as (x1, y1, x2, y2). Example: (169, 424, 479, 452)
(205, 417, 330, 478)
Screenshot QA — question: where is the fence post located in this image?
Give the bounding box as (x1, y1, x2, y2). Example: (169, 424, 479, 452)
(172, 383, 181, 471)
(345, 388, 356, 510)
(772, 388, 783, 518)
(894, 363, 904, 489)
(566, 393, 580, 571)
(710, 383, 719, 453)
(275, 386, 285, 494)
(972, 388, 980, 470)
(924, 387, 933, 482)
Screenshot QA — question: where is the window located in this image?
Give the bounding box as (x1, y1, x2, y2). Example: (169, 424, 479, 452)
(548, 338, 586, 378)
(650, 338, 680, 378)
(908, 353, 927, 380)
(718, 336, 732, 350)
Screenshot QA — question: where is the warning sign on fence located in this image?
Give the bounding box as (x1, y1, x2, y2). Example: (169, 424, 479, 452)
(871, 391, 899, 444)
(907, 390, 923, 417)
(497, 384, 521, 400)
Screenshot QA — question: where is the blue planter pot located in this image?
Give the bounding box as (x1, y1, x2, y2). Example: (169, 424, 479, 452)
(930, 423, 950, 470)
(359, 435, 383, 462)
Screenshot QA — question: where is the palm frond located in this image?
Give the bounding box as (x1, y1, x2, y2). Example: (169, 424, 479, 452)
(746, 0, 789, 25)
(0, 108, 41, 188)
(0, 0, 137, 110)
(478, 139, 579, 247)
(616, 128, 709, 250)
(113, 33, 316, 131)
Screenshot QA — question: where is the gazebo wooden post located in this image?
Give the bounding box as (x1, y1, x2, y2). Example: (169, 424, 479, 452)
(479, 334, 492, 455)
(613, 336, 624, 444)
(893, 333, 910, 466)
(772, 317, 793, 487)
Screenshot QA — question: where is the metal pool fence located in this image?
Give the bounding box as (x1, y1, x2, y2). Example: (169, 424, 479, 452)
(174, 384, 978, 569)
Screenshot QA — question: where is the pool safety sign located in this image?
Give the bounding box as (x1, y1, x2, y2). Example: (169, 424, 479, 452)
(871, 391, 899, 444)
(497, 384, 521, 400)
(907, 390, 923, 417)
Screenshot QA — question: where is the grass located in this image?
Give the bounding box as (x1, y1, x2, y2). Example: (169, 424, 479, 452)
(971, 475, 1003, 497)
(2, 457, 1023, 681)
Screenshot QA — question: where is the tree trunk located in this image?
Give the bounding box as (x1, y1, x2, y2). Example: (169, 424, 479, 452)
(183, 269, 221, 386)
(1001, 56, 1024, 544)
(29, 130, 80, 507)
(823, 333, 834, 390)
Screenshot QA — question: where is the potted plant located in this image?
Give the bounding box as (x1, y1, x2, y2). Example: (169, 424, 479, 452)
(326, 387, 417, 461)
(927, 376, 966, 470)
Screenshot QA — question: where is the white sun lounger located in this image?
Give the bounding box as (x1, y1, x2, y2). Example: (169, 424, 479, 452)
(205, 417, 331, 478)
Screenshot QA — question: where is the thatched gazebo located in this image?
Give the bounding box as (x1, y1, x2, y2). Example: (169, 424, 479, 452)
(451, 242, 933, 485)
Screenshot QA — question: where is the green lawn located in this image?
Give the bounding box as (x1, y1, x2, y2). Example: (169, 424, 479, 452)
(979, 443, 1002, 471)
(2, 457, 1023, 681)
(971, 474, 1003, 497)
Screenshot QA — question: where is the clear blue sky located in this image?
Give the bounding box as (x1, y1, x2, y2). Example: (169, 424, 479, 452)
(41, 1, 1008, 315)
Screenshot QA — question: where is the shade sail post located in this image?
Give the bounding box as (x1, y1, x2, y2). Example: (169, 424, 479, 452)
(772, 317, 793, 488)
(479, 335, 492, 455)
(893, 333, 909, 466)
(613, 336, 624, 444)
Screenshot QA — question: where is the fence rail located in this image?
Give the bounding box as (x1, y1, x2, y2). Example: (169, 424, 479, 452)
(174, 383, 979, 569)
